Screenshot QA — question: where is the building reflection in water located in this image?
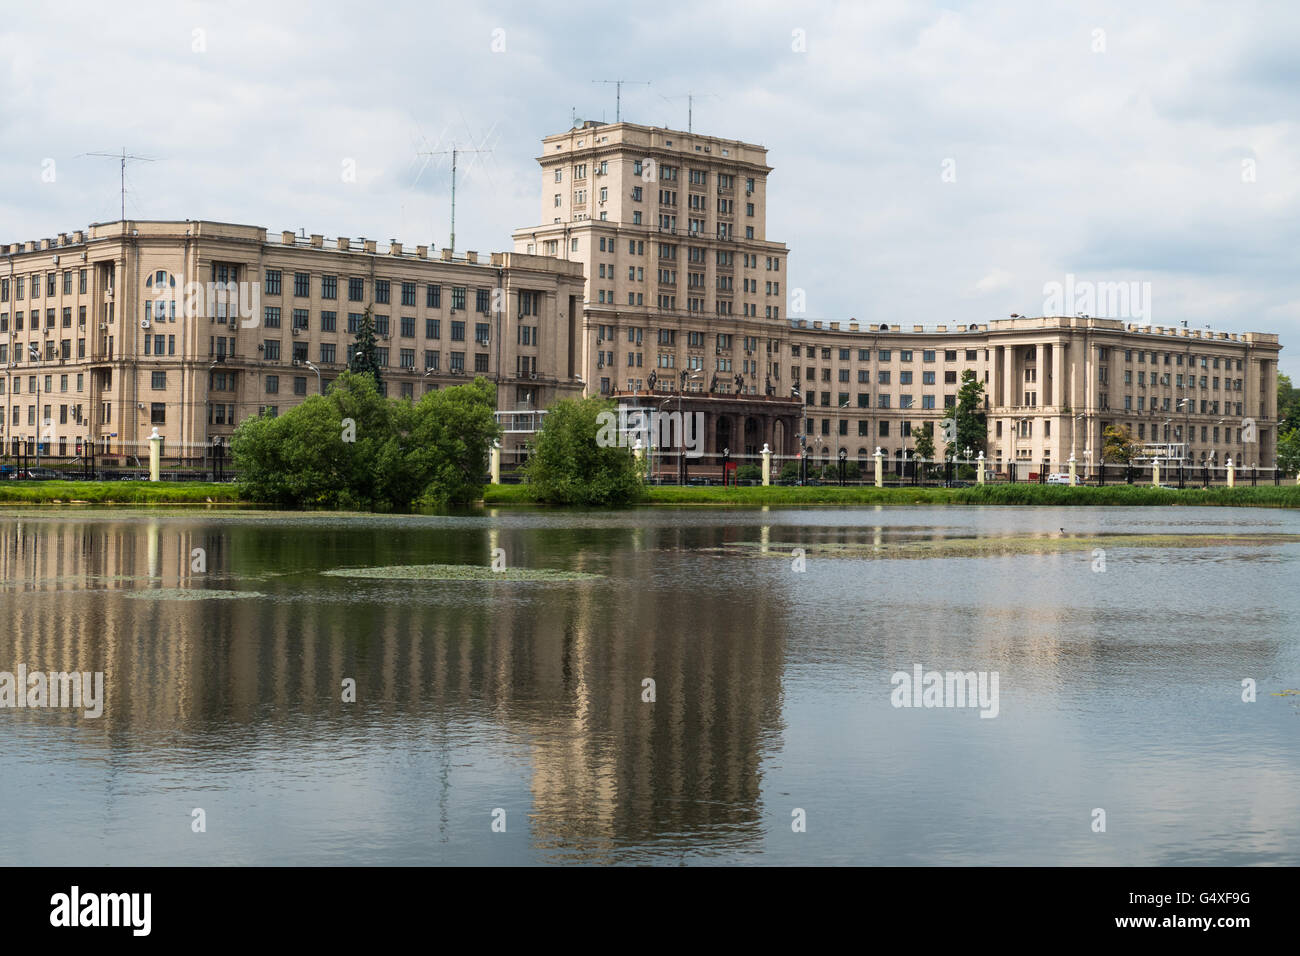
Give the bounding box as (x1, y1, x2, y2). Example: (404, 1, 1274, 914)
(0, 514, 789, 863)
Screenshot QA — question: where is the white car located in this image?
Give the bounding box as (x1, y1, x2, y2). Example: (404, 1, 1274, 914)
(1045, 472, 1073, 485)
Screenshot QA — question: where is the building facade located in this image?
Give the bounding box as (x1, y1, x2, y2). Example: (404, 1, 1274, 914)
(0, 221, 585, 465)
(512, 121, 805, 460)
(513, 120, 1282, 473)
(1, 121, 1283, 474)
(780, 315, 1280, 473)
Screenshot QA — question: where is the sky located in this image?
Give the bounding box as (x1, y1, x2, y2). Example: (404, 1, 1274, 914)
(2, 0, 1298, 378)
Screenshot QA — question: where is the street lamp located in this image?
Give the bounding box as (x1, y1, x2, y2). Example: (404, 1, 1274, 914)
(678, 369, 702, 485)
(29, 343, 42, 468)
(304, 360, 322, 394)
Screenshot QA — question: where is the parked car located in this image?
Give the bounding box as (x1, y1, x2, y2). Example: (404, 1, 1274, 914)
(1045, 472, 1073, 485)
(8, 467, 61, 481)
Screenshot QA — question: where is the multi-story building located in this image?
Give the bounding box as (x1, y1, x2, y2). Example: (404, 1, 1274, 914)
(1, 123, 1282, 476)
(782, 315, 1280, 474)
(513, 121, 806, 459)
(0, 221, 585, 465)
(515, 120, 1281, 473)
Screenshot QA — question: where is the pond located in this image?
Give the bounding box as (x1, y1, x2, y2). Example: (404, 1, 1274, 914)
(0, 505, 1296, 864)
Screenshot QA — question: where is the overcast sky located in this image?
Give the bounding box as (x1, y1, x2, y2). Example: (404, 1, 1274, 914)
(3, 0, 1297, 377)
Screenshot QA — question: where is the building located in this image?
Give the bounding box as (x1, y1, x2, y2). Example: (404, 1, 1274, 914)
(0, 221, 585, 465)
(1, 123, 1283, 474)
(512, 121, 805, 462)
(781, 315, 1280, 474)
(513, 120, 1282, 474)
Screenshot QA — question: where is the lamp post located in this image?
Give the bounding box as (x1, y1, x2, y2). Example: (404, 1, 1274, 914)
(838, 447, 846, 486)
(30, 344, 41, 468)
(678, 369, 702, 485)
(1069, 412, 1084, 472)
(304, 360, 322, 395)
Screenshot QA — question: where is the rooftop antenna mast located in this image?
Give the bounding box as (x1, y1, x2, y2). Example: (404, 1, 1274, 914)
(660, 91, 718, 133)
(81, 148, 157, 222)
(592, 79, 650, 123)
(415, 144, 492, 254)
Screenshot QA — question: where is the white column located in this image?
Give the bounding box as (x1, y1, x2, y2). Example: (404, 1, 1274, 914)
(761, 442, 772, 486)
(148, 427, 162, 482)
(976, 451, 985, 484)
(874, 446, 883, 488)
(490, 440, 501, 484)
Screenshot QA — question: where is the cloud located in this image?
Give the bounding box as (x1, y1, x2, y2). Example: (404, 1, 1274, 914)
(2, 0, 1297, 378)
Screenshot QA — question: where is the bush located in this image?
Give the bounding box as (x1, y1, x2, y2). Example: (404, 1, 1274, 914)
(231, 371, 498, 509)
(519, 397, 645, 505)
(735, 463, 762, 482)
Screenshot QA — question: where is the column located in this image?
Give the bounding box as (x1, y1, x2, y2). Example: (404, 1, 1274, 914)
(1052, 340, 1064, 409)
(1004, 345, 1015, 408)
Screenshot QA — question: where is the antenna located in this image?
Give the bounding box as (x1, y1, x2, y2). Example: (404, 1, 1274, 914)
(659, 91, 718, 133)
(592, 79, 650, 123)
(80, 148, 157, 222)
(415, 144, 493, 254)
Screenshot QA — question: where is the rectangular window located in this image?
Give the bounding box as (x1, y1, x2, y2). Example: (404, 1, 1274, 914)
(321, 310, 337, 332)
(265, 270, 282, 295)
(321, 275, 338, 299)
(375, 279, 390, 304)
(427, 284, 441, 308)
(451, 321, 465, 341)
(264, 340, 281, 361)
(426, 318, 440, 339)
(348, 277, 364, 301)
(451, 287, 466, 311)
(401, 315, 415, 337)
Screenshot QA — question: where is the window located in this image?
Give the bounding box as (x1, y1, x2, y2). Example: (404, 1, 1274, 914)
(375, 279, 390, 304)
(400, 348, 415, 369)
(321, 275, 337, 299)
(426, 318, 440, 339)
(374, 314, 390, 336)
(401, 282, 416, 307)
(451, 321, 465, 341)
(294, 377, 308, 396)
(294, 272, 310, 297)
(427, 284, 442, 308)
(264, 306, 281, 328)
(150, 403, 166, 424)
(451, 287, 466, 311)
(264, 340, 281, 361)
(265, 375, 279, 394)
(401, 316, 415, 337)
(320, 343, 336, 363)
(293, 309, 309, 330)
(151, 371, 166, 390)
(321, 310, 337, 332)
(348, 277, 364, 301)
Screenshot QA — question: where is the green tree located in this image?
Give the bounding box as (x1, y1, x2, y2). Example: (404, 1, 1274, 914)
(941, 370, 987, 458)
(1278, 373, 1300, 433)
(1278, 427, 1300, 476)
(231, 371, 497, 509)
(1102, 423, 1141, 463)
(520, 396, 644, 505)
(778, 460, 801, 483)
(401, 376, 500, 506)
(912, 422, 936, 462)
(348, 305, 383, 389)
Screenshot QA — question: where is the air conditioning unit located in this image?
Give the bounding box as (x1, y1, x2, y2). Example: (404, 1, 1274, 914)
(292, 327, 301, 335)
(746, 188, 752, 196)
(291, 359, 300, 367)
(140, 319, 150, 329)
